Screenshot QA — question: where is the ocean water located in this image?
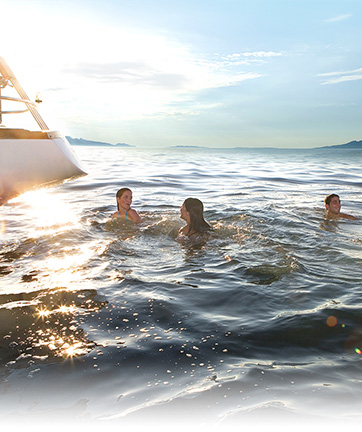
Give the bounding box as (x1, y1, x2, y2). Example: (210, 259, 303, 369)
(1, 145, 362, 430)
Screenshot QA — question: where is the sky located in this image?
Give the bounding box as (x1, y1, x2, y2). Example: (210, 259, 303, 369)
(1, 0, 362, 148)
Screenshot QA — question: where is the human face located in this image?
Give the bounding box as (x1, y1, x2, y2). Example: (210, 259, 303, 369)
(180, 202, 190, 223)
(326, 196, 341, 215)
(118, 190, 132, 210)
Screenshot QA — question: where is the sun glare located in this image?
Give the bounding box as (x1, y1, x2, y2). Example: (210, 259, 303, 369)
(36, 303, 76, 319)
(37, 240, 108, 289)
(33, 296, 92, 359)
(64, 342, 87, 358)
(13, 189, 79, 235)
(36, 306, 52, 319)
(43, 242, 97, 272)
(58, 304, 76, 314)
(0, 219, 5, 235)
(2, 2, 263, 126)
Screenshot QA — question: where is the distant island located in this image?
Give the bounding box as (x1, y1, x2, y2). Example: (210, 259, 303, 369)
(66, 136, 134, 147)
(67, 136, 362, 150)
(316, 140, 362, 149)
(171, 145, 202, 148)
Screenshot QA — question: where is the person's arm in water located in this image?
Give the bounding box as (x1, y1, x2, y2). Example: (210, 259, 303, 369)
(338, 212, 357, 220)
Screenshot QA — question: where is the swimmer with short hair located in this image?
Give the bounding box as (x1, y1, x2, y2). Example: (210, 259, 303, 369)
(324, 193, 357, 220)
(112, 188, 142, 223)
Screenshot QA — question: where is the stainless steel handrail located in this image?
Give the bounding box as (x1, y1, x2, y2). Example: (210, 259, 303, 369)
(0, 57, 49, 130)
(0, 95, 37, 105)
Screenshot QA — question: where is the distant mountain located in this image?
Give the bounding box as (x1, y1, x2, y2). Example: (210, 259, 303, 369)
(172, 140, 362, 150)
(171, 145, 203, 148)
(66, 136, 134, 147)
(66, 136, 362, 150)
(317, 140, 362, 149)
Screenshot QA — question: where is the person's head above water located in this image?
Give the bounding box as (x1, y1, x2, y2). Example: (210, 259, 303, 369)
(116, 188, 132, 212)
(324, 193, 357, 220)
(180, 197, 211, 235)
(112, 187, 142, 223)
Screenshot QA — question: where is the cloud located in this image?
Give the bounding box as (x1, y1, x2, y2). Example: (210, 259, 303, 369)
(321, 74, 362, 85)
(241, 51, 282, 58)
(1, 3, 280, 122)
(63, 62, 188, 90)
(324, 14, 352, 23)
(62, 51, 265, 95)
(318, 68, 362, 85)
(1, 0, 281, 121)
(52, 51, 265, 122)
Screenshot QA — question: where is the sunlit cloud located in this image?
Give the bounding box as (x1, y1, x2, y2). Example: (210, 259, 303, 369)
(63, 54, 266, 91)
(58, 49, 264, 115)
(324, 14, 352, 23)
(64, 61, 189, 89)
(322, 74, 362, 85)
(228, 51, 282, 58)
(42, 45, 266, 125)
(1, 2, 275, 126)
(318, 68, 362, 85)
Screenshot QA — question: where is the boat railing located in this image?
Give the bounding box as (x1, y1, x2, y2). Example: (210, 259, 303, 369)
(0, 95, 36, 114)
(0, 57, 49, 130)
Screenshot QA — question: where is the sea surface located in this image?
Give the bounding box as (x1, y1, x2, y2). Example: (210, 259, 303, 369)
(1, 145, 362, 430)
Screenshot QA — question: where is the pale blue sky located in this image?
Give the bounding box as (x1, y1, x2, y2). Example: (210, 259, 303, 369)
(2, 0, 362, 148)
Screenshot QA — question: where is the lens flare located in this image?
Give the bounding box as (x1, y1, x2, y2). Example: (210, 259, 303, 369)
(326, 316, 338, 327)
(36, 307, 51, 318)
(355, 348, 362, 355)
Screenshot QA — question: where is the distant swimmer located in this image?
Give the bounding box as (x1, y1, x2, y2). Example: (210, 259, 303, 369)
(179, 198, 211, 236)
(324, 193, 357, 220)
(112, 188, 142, 223)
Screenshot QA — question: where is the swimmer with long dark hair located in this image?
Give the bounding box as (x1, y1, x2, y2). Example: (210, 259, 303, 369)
(112, 188, 142, 223)
(179, 197, 211, 236)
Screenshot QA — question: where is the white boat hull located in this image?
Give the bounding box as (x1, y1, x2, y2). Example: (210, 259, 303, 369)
(0, 130, 86, 204)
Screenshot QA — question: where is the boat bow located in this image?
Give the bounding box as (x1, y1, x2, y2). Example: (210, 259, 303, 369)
(0, 57, 87, 204)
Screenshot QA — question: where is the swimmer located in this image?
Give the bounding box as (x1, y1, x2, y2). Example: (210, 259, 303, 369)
(112, 188, 142, 223)
(179, 198, 211, 236)
(324, 193, 357, 220)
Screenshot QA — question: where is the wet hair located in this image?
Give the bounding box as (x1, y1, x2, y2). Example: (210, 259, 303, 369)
(116, 188, 131, 211)
(324, 193, 339, 206)
(184, 198, 211, 235)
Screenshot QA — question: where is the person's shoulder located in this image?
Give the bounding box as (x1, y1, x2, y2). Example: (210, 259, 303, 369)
(179, 226, 188, 235)
(111, 211, 118, 218)
(128, 208, 142, 223)
(340, 213, 358, 220)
